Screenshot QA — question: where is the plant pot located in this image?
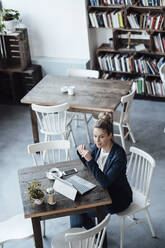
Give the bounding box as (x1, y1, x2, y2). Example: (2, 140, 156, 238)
(3, 20, 16, 33)
(31, 197, 45, 205)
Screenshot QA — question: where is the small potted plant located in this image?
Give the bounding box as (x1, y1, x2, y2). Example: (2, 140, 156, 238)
(28, 180, 45, 205)
(1, 8, 20, 33)
(0, 23, 5, 32)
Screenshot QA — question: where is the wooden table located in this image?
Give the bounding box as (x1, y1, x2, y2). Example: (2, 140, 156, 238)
(20, 75, 133, 143)
(18, 160, 112, 248)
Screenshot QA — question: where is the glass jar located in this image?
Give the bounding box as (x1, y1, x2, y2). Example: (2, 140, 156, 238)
(46, 187, 56, 205)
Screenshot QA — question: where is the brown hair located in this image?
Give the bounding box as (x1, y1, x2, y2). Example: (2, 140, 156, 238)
(94, 112, 113, 135)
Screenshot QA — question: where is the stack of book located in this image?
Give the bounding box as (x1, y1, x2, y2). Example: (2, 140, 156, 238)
(89, 10, 124, 28)
(89, 0, 133, 6)
(141, 0, 165, 6)
(153, 33, 165, 53)
(98, 53, 164, 75)
(140, 14, 164, 30)
(132, 78, 165, 96)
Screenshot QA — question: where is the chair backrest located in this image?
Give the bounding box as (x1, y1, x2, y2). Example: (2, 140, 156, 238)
(127, 146, 156, 207)
(27, 140, 70, 166)
(159, 63, 165, 82)
(31, 103, 69, 135)
(67, 69, 99, 79)
(120, 90, 135, 124)
(65, 214, 111, 248)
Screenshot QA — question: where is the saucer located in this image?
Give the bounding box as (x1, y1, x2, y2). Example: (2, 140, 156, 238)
(46, 168, 63, 180)
(61, 86, 68, 93)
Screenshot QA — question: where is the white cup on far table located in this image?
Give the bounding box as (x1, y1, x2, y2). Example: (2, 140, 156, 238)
(68, 86, 75, 96)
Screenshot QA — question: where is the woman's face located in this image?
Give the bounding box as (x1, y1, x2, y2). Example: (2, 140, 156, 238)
(93, 128, 112, 149)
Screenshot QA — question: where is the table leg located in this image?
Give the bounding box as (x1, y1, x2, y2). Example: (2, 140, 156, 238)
(32, 217, 43, 248)
(8, 72, 16, 104)
(30, 105, 39, 143)
(96, 206, 107, 248)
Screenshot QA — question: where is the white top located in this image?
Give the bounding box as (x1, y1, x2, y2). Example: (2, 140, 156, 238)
(97, 149, 109, 171)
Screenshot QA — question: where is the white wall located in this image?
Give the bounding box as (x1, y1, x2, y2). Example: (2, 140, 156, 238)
(2, 0, 90, 61)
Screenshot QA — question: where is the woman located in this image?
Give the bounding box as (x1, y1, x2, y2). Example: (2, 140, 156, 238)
(70, 112, 132, 229)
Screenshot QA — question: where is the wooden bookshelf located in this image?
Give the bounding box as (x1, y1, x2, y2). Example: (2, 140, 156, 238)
(86, 0, 165, 100)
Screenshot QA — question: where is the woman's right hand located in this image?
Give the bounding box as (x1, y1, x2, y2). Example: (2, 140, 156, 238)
(77, 144, 86, 156)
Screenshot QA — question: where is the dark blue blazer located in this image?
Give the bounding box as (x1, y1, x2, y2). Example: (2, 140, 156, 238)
(78, 143, 132, 213)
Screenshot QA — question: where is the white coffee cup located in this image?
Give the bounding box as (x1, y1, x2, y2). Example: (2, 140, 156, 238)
(68, 86, 75, 95)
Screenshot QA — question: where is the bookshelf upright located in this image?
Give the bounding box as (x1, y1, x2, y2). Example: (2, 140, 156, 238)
(86, 0, 165, 100)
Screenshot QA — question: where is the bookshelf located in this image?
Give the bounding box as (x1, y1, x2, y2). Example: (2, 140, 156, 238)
(86, 0, 165, 100)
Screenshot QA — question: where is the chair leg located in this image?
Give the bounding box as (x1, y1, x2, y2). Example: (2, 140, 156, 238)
(87, 114, 92, 124)
(42, 220, 46, 238)
(119, 125, 126, 151)
(145, 209, 156, 237)
(83, 114, 91, 144)
(68, 125, 76, 147)
(120, 217, 125, 248)
(75, 114, 79, 127)
(127, 123, 136, 143)
(44, 134, 48, 142)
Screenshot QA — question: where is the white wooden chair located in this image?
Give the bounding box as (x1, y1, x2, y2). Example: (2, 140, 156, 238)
(117, 146, 156, 248)
(27, 140, 70, 166)
(159, 63, 165, 133)
(0, 213, 33, 247)
(51, 213, 110, 248)
(27, 140, 70, 237)
(67, 69, 99, 144)
(113, 90, 136, 151)
(31, 102, 76, 147)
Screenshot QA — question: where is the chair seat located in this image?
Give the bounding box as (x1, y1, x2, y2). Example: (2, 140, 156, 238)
(41, 112, 74, 135)
(113, 110, 128, 126)
(51, 227, 86, 248)
(117, 201, 150, 218)
(0, 213, 33, 244)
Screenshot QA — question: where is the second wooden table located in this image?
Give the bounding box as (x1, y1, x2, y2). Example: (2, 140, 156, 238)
(21, 75, 132, 143)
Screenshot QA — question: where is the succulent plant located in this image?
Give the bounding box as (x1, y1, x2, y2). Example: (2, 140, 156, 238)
(28, 180, 45, 203)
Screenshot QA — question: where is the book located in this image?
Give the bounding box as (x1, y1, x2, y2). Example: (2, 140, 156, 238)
(102, 11, 109, 28)
(153, 35, 161, 52)
(89, 13, 96, 27)
(158, 33, 164, 52)
(135, 44, 146, 51)
(154, 15, 161, 30)
(96, 12, 105, 27)
(129, 55, 134, 72)
(137, 78, 143, 94)
(92, 12, 99, 28)
(134, 59, 139, 72)
(111, 11, 120, 28)
(118, 11, 124, 28)
(127, 15, 136, 28)
(98, 55, 103, 70)
(121, 54, 127, 72)
(146, 61, 156, 75)
(114, 54, 121, 71)
(104, 54, 110, 70)
(106, 12, 112, 28)
(151, 15, 158, 29)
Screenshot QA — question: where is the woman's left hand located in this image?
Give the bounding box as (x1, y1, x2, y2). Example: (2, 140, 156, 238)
(81, 149, 92, 161)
